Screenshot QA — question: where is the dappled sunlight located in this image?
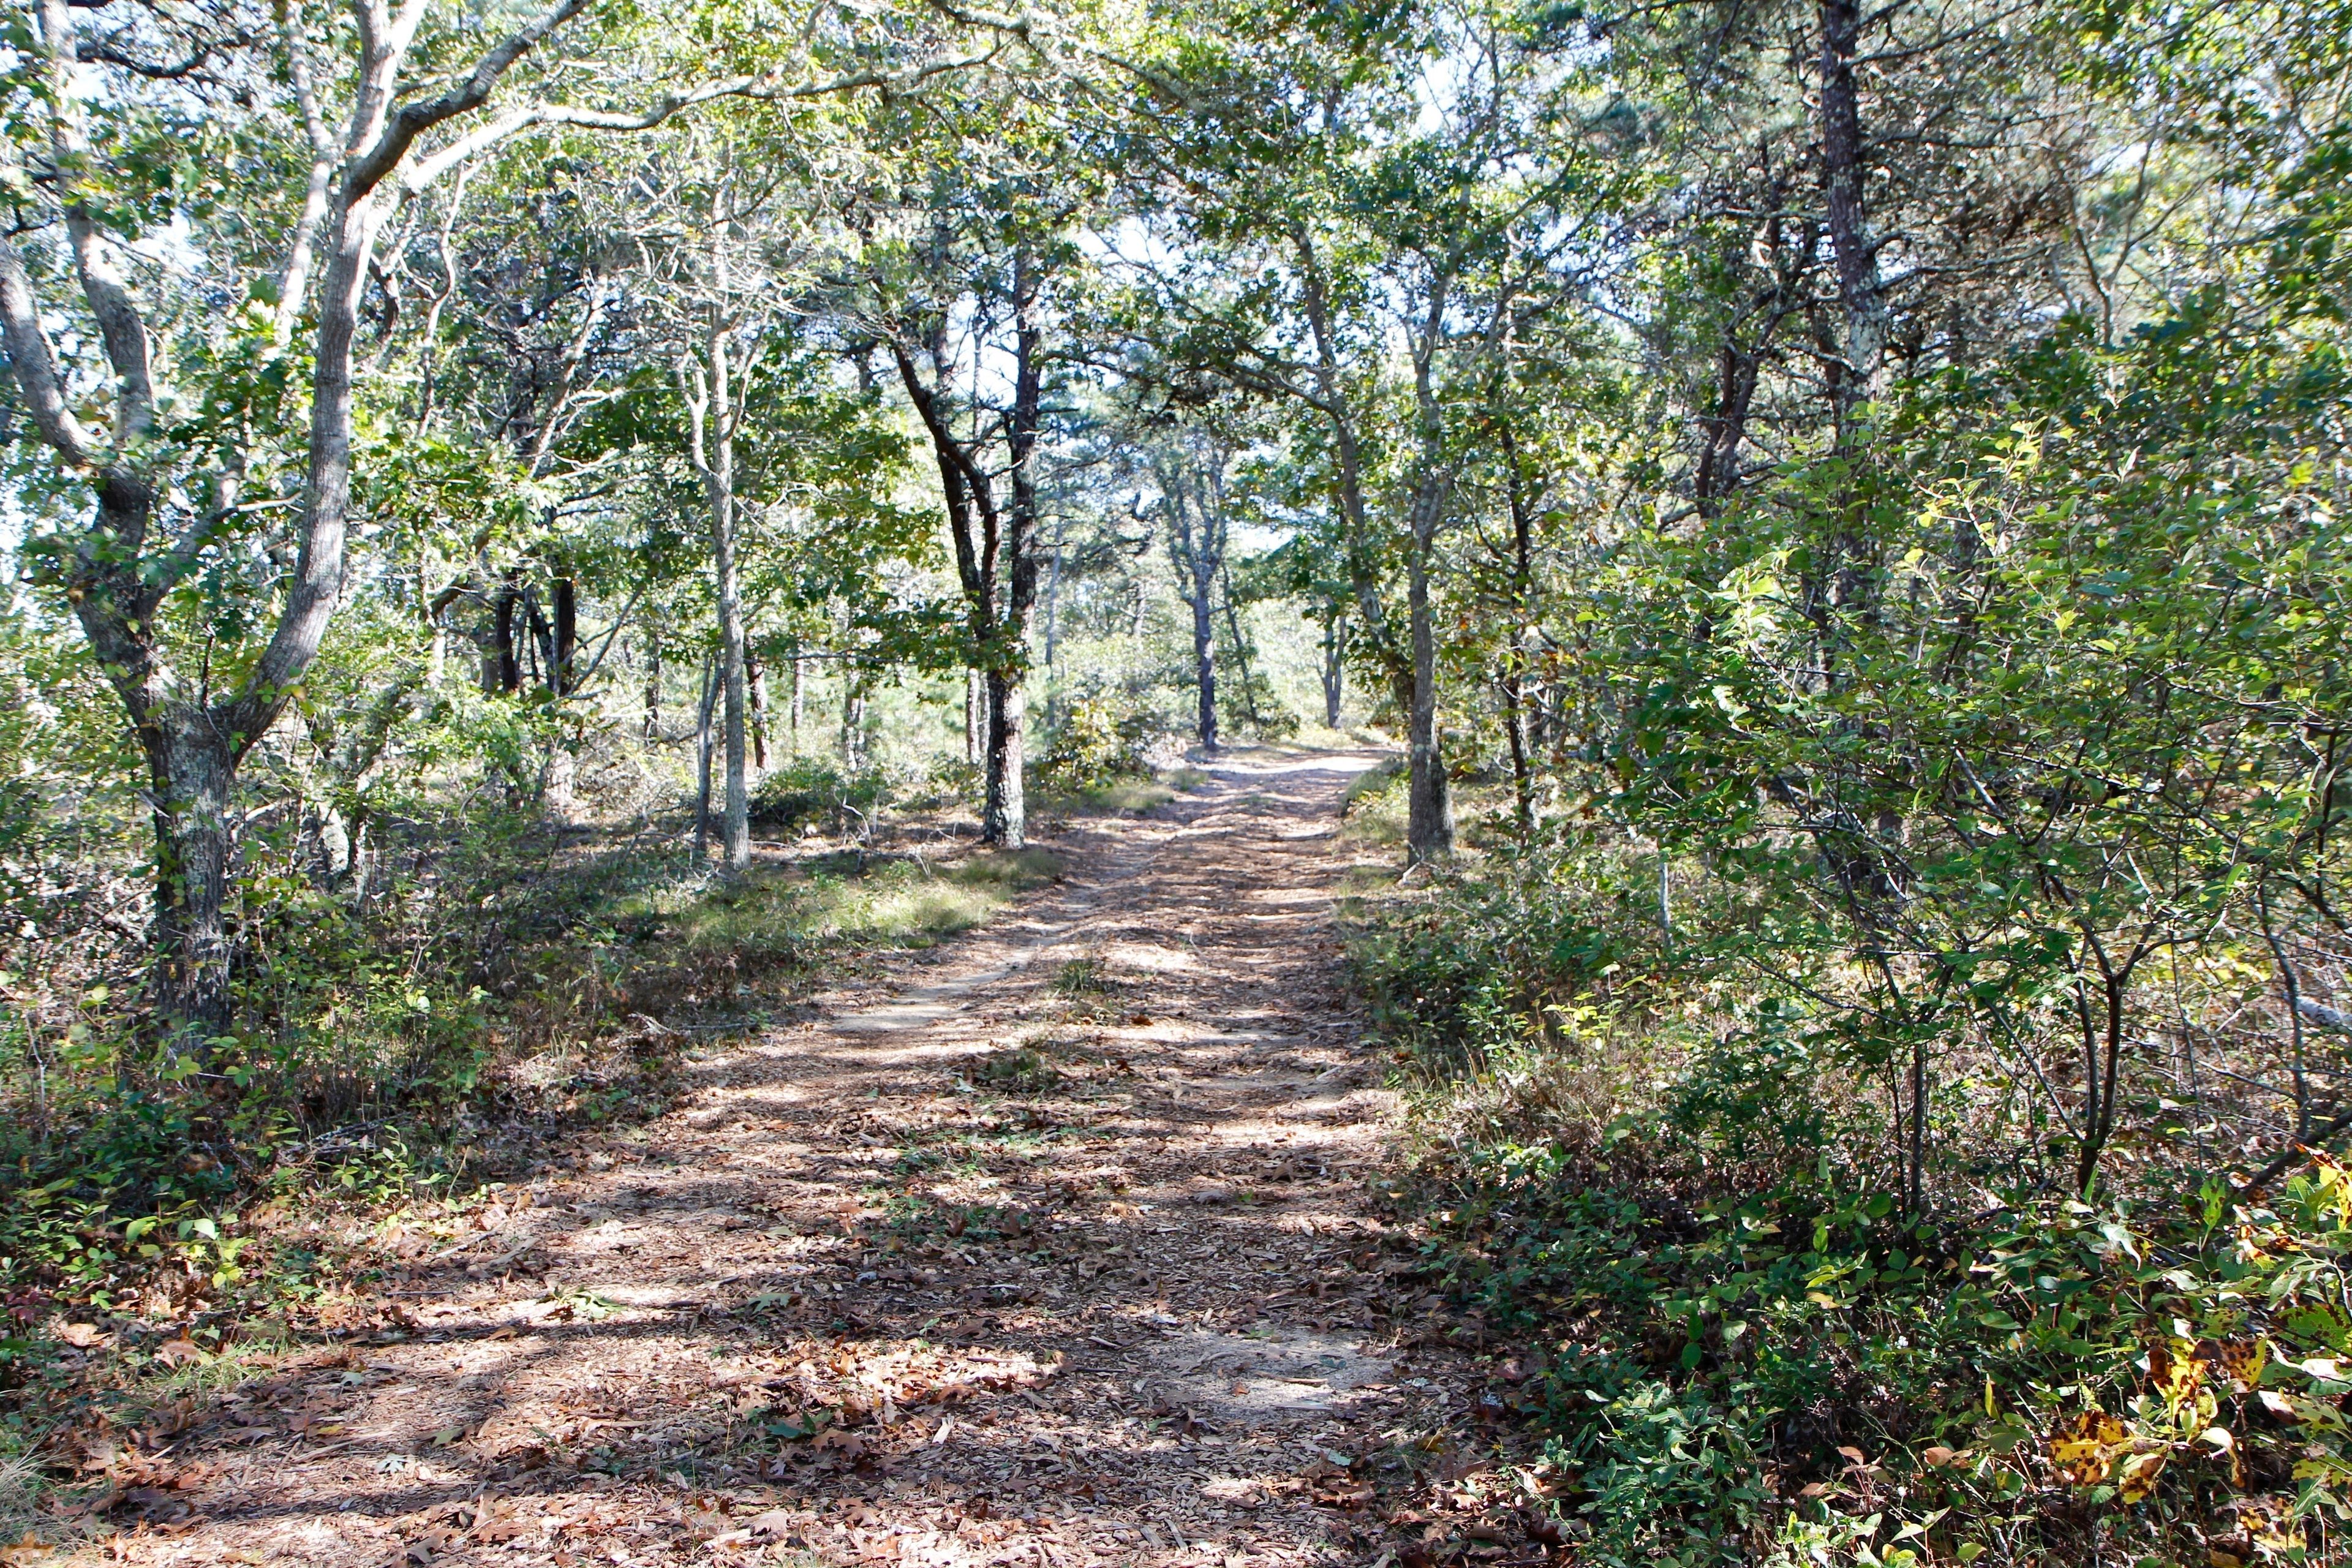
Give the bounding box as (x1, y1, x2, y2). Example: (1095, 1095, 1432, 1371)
(88, 755, 1488, 1567)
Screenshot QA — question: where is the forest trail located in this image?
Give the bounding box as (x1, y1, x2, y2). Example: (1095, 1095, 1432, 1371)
(102, 750, 1485, 1568)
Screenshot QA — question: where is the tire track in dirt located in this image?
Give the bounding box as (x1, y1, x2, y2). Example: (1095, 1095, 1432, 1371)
(89, 749, 1493, 1568)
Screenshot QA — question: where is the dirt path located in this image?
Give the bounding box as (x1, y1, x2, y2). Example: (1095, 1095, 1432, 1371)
(93, 750, 1491, 1568)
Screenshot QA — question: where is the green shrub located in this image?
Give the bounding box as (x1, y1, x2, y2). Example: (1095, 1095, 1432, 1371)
(1405, 1126, 2352, 1566)
(1355, 858, 2352, 1566)
(750, 756, 894, 836)
(1037, 695, 1145, 794)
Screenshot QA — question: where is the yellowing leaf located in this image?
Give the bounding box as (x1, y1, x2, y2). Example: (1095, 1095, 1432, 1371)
(2048, 1409, 2129, 1485)
(2213, 1338, 2267, 1393)
(2116, 1447, 2168, 1502)
(2152, 1339, 2207, 1412)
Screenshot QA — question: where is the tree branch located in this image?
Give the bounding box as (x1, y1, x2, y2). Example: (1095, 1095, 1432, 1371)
(0, 243, 100, 467)
(345, 0, 594, 201)
(393, 47, 1000, 197)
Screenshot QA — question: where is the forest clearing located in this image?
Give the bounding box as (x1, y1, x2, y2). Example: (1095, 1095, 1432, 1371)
(1, 0, 2350, 1562)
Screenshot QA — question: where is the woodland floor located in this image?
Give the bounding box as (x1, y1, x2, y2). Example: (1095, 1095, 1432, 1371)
(77, 750, 1525, 1568)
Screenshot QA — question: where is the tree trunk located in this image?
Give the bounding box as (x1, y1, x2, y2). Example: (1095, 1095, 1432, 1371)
(1191, 586, 1218, 750)
(552, 575, 577, 695)
(982, 247, 1044, 848)
(713, 496, 750, 870)
(1168, 480, 1219, 751)
(493, 576, 522, 693)
(967, 667, 987, 767)
(748, 651, 770, 773)
(789, 641, 803, 752)
(147, 724, 236, 1049)
(885, 245, 1041, 849)
(643, 632, 662, 741)
(693, 651, 717, 859)
(543, 575, 578, 816)
(1499, 425, 1536, 843)
(685, 305, 752, 872)
(841, 680, 867, 771)
(1321, 611, 1346, 728)
(1404, 501, 1453, 861)
(1819, 0, 1885, 412)
(984, 668, 1026, 847)
(1501, 669, 1532, 842)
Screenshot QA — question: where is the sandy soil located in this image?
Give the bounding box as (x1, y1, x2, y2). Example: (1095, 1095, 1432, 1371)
(79, 750, 1518, 1568)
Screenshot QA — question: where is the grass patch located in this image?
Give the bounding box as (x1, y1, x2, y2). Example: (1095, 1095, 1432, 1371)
(951, 846, 1066, 891)
(1053, 957, 1110, 997)
(1058, 778, 1175, 813)
(969, 1046, 1063, 1095)
(1338, 758, 1406, 851)
(622, 846, 1061, 956)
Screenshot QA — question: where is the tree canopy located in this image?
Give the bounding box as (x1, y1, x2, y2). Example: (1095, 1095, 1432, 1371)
(3, 0, 2351, 1558)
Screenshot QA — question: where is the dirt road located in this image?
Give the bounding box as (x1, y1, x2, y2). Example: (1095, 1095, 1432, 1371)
(97, 750, 1487, 1568)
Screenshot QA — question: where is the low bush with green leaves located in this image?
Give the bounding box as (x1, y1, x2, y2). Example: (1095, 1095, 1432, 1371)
(749, 756, 897, 837)
(1354, 857, 2352, 1567)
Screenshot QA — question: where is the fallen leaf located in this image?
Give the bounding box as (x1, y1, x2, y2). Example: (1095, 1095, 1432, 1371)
(154, 1338, 203, 1368)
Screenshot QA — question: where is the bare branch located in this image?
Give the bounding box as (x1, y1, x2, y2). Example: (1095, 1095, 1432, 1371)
(0, 241, 100, 468)
(39, 0, 156, 442)
(393, 47, 1000, 196)
(919, 0, 1197, 109)
(346, 0, 594, 202)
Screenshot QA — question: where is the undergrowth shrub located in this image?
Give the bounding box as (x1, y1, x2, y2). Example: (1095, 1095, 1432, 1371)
(0, 806, 1054, 1439)
(1355, 860, 2352, 1567)
(749, 756, 895, 837)
(1037, 693, 1154, 794)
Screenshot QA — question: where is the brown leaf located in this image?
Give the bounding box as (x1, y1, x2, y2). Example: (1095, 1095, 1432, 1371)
(813, 1428, 866, 1460)
(744, 1509, 797, 1541)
